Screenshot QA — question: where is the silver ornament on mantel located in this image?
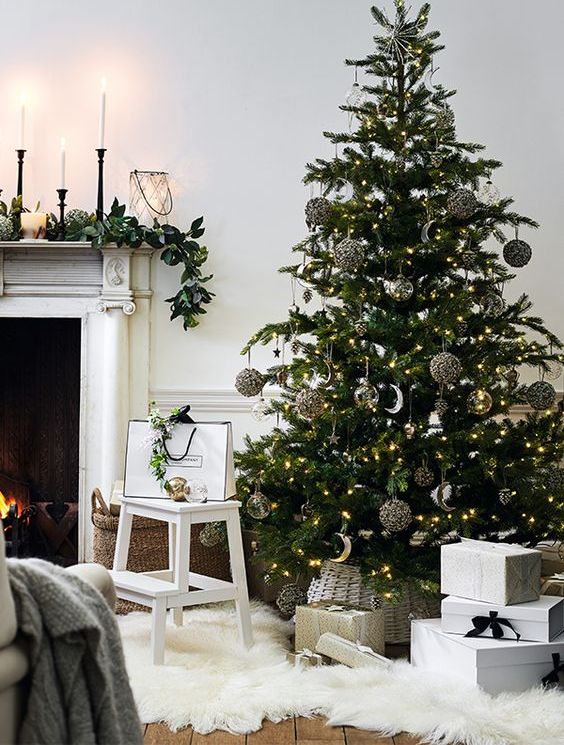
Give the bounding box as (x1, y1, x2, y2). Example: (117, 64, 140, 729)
(430, 352, 462, 385)
(503, 238, 532, 268)
(305, 197, 332, 231)
(386, 275, 414, 302)
(295, 387, 325, 420)
(0, 215, 14, 241)
(379, 498, 413, 533)
(526, 380, 556, 410)
(334, 237, 365, 273)
(235, 367, 265, 397)
(446, 188, 478, 220)
(276, 583, 308, 616)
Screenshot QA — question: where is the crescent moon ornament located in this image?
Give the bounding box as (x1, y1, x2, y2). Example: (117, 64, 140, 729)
(421, 219, 436, 244)
(431, 482, 456, 512)
(296, 260, 314, 288)
(319, 359, 336, 388)
(330, 533, 353, 563)
(384, 384, 404, 414)
(423, 64, 440, 93)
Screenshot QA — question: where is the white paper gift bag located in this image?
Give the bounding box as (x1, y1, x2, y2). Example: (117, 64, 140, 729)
(124, 419, 236, 501)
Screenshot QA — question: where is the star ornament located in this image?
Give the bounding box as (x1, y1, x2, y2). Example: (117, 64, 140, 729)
(377, 6, 423, 63)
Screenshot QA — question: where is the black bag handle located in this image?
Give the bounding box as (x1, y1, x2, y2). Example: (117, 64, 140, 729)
(163, 423, 198, 462)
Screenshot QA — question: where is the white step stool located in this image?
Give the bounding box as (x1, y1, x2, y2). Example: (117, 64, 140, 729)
(110, 496, 253, 664)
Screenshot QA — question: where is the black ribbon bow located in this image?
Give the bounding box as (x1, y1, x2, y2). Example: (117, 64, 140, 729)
(542, 653, 564, 687)
(464, 610, 521, 641)
(170, 405, 195, 424)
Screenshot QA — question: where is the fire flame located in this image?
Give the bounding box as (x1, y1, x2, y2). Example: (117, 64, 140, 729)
(0, 491, 16, 520)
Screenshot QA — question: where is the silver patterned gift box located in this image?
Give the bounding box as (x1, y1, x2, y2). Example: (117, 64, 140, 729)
(315, 632, 391, 669)
(441, 538, 541, 606)
(286, 649, 324, 668)
(294, 601, 385, 654)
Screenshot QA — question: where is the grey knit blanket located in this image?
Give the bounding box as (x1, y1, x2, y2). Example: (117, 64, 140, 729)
(8, 558, 142, 745)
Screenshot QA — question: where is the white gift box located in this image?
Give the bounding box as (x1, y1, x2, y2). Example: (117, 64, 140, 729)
(441, 595, 564, 643)
(441, 538, 541, 605)
(412, 618, 564, 695)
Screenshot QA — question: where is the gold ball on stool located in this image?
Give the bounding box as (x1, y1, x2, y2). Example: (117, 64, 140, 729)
(165, 476, 190, 501)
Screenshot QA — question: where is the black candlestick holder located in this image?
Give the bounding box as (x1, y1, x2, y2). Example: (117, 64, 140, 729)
(96, 148, 106, 221)
(16, 149, 26, 198)
(56, 188, 68, 241)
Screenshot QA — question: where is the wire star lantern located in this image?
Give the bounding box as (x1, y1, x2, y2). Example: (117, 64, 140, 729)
(379, 6, 423, 63)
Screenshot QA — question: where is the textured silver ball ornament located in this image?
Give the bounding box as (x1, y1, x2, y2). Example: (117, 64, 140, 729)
(414, 466, 434, 488)
(334, 238, 365, 273)
(386, 275, 414, 302)
(503, 239, 532, 268)
(235, 368, 265, 397)
(379, 499, 413, 533)
(543, 466, 564, 493)
(305, 197, 332, 231)
(276, 583, 308, 616)
(64, 208, 91, 234)
(0, 215, 14, 241)
(447, 189, 478, 220)
(526, 381, 556, 410)
(295, 388, 325, 420)
(481, 292, 505, 317)
(430, 352, 462, 384)
(199, 522, 227, 548)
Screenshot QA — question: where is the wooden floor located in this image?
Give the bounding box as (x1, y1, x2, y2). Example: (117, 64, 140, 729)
(143, 717, 459, 744)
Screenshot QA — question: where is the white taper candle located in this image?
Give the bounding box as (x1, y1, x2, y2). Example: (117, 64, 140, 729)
(98, 78, 106, 149)
(60, 137, 66, 189)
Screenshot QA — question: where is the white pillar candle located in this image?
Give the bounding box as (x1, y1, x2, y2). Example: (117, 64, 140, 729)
(60, 137, 66, 189)
(19, 93, 26, 150)
(20, 212, 47, 240)
(98, 78, 106, 149)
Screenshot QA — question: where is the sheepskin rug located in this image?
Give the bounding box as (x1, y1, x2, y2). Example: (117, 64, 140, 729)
(118, 601, 564, 745)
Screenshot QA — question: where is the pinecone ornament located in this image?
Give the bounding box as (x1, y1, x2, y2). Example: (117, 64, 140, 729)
(430, 352, 462, 384)
(64, 208, 91, 235)
(414, 466, 434, 487)
(446, 189, 478, 220)
(379, 499, 413, 533)
(354, 319, 368, 336)
(503, 239, 532, 268)
(0, 215, 14, 241)
(498, 488, 513, 506)
(295, 388, 325, 420)
(526, 381, 556, 410)
(235, 367, 265, 397)
(276, 583, 308, 616)
(302, 288, 313, 304)
(305, 197, 332, 231)
(435, 398, 449, 418)
(291, 337, 301, 354)
(334, 238, 365, 273)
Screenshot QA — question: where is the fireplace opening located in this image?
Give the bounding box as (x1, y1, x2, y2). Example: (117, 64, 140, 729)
(0, 318, 81, 564)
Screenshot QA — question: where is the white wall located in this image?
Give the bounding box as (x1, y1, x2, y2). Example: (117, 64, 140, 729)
(1, 1, 562, 447)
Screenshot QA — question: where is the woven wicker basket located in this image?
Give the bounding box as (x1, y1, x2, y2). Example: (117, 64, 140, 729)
(307, 560, 440, 644)
(91, 489, 231, 614)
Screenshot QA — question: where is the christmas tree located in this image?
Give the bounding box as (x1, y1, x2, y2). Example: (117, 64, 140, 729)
(235, 0, 564, 605)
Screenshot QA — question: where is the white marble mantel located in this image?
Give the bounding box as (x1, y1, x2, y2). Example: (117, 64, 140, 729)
(0, 240, 156, 560)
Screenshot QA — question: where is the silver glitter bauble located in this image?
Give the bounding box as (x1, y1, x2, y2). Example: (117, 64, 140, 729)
(477, 180, 500, 207)
(542, 466, 564, 493)
(353, 379, 379, 409)
(467, 389, 493, 415)
(545, 360, 563, 381)
(414, 466, 434, 488)
(199, 521, 227, 549)
(386, 275, 414, 301)
(246, 490, 272, 520)
(447, 189, 478, 220)
(481, 292, 505, 317)
(503, 239, 532, 268)
(276, 583, 308, 616)
(305, 197, 332, 231)
(0, 215, 14, 241)
(334, 238, 365, 273)
(251, 397, 271, 422)
(235, 367, 265, 397)
(430, 352, 462, 384)
(345, 82, 367, 108)
(295, 388, 325, 419)
(64, 208, 91, 235)
(526, 380, 556, 410)
(499, 488, 513, 506)
(379, 499, 413, 533)
(303, 288, 313, 304)
(435, 399, 449, 418)
(435, 104, 455, 132)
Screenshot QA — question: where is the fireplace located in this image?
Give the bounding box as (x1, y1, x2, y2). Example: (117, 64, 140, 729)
(0, 474, 33, 558)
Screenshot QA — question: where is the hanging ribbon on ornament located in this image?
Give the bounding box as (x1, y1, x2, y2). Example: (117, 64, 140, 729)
(465, 610, 521, 641)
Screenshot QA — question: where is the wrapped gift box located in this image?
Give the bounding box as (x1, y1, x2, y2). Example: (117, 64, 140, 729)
(441, 538, 541, 605)
(441, 594, 564, 643)
(412, 618, 564, 695)
(535, 541, 564, 576)
(286, 649, 323, 668)
(315, 632, 391, 669)
(295, 602, 385, 655)
(541, 575, 564, 597)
